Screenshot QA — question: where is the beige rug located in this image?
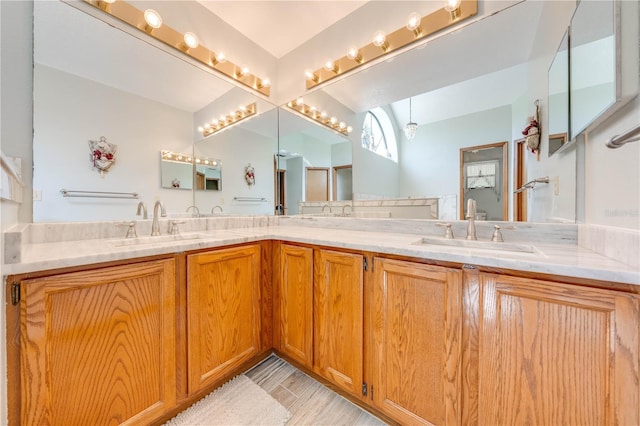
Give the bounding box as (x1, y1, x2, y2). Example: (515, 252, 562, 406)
(164, 375, 291, 426)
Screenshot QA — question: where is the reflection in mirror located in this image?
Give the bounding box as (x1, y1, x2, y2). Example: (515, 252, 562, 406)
(194, 106, 278, 215)
(277, 108, 351, 215)
(296, 1, 577, 222)
(569, 0, 638, 139)
(460, 143, 508, 221)
(548, 29, 569, 156)
(32, 1, 235, 222)
(160, 151, 194, 190)
(195, 162, 222, 191)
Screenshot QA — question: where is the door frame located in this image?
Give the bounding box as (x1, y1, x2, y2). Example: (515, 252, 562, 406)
(514, 138, 527, 221)
(332, 164, 352, 201)
(459, 141, 508, 220)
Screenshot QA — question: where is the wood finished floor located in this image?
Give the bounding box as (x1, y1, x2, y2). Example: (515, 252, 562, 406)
(245, 355, 387, 425)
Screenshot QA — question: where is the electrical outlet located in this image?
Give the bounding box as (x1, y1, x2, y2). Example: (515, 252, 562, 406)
(554, 176, 560, 196)
(33, 190, 42, 201)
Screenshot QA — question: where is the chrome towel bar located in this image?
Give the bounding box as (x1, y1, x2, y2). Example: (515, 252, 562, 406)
(60, 189, 139, 199)
(606, 124, 640, 148)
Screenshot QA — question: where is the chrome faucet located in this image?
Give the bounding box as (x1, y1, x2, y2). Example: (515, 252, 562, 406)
(186, 205, 200, 217)
(341, 204, 353, 216)
(466, 198, 477, 240)
(136, 201, 148, 219)
(211, 205, 223, 213)
(151, 200, 166, 236)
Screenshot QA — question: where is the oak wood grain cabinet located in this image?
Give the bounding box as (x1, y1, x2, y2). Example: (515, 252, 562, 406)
(313, 248, 364, 397)
(368, 257, 463, 426)
(186, 244, 262, 394)
(19, 259, 177, 426)
(273, 243, 314, 368)
(477, 273, 640, 426)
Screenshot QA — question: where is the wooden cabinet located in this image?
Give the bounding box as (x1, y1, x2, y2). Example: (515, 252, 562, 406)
(274, 243, 314, 368)
(313, 249, 364, 397)
(187, 244, 262, 394)
(477, 273, 640, 425)
(368, 258, 463, 425)
(19, 259, 176, 426)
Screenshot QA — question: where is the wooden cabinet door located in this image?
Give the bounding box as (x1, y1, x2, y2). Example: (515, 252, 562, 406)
(369, 258, 463, 426)
(478, 273, 639, 425)
(20, 259, 176, 426)
(313, 249, 364, 397)
(274, 244, 314, 368)
(187, 245, 261, 393)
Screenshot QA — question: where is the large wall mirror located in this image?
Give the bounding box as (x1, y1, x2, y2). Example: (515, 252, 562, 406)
(283, 0, 578, 222)
(33, 0, 602, 224)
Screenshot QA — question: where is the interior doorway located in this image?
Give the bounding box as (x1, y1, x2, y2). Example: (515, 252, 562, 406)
(459, 141, 508, 220)
(306, 167, 329, 202)
(332, 165, 352, 201)
(514, 138, 527, 221)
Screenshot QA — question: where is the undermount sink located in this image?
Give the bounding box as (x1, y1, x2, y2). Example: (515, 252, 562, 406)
(110, 233, 208, 247)
(413, 236, 539, 255)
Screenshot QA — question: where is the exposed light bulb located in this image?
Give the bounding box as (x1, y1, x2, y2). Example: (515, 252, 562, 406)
(196, 158, 201, 163)
(198, 126, 204, 132)
(406, 12, 421, 33)
(215, 52, 227, 64)
(296, 97, 304, 106)
(260, 77, 271, 88)
(347, 47, 362, 63)
(320, 111, 328, 118)
(347, 126, 353, 133)
(324, 60, 338, 73)
(305, 70, 319, 82)
(183, 32, 199, 49)
(143, 9, 162, 29)
(239, 104, 247, 112)
(204, 160, 209, 165)
(443, 0, 462, 12)
(339, 122, 346, 129)
(372, 30, 388, 50)
(330, 117, 338, 125)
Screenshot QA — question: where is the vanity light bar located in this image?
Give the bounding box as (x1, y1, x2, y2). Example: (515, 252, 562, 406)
(286, 99, 352, 136)
(85, 0, 270, 97)
(199, 102, 257, 138)
(162, 150, 222, 166)
(305, 0, 477, 90)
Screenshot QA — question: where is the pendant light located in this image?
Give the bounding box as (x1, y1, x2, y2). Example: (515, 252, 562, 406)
(404, 97, 418, 141)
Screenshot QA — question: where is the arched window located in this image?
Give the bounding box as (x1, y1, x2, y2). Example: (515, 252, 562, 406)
(361, 108, 398, 162)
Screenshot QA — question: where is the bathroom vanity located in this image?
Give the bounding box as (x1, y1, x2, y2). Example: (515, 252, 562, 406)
(4, 217, 639, 425)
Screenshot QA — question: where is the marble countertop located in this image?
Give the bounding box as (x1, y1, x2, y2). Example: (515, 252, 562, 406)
(3, 223, 639, 285)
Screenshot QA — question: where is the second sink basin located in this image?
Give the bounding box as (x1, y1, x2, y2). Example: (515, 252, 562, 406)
(110, 233, 208, 247)
(414, 236, 539, 255)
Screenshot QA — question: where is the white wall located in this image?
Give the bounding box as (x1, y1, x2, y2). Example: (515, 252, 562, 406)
(285, 156, 303, 214)
(33, 65, 194, 222)
(399, 106, 512, 202)
(194, 125, 275, 215)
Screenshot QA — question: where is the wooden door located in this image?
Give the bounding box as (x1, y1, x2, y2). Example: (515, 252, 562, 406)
(274, 244, 314, 368)
(187, 245, 261, 393)
(314, 249, 364, 397)
(478, 273, 639, 425)
(514, 138, 527, 221)
(306, 167, 329, 201)
(20, 259, 176, 426)
(369, 258, 463, 425)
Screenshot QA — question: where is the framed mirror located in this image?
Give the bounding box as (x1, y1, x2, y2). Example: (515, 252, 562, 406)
(160, 151, 194, 190)
(548, 29, 570, 156)
(569, 0, 639, 139)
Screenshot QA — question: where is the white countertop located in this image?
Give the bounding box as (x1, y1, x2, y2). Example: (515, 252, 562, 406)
(4, 224, 639, 285)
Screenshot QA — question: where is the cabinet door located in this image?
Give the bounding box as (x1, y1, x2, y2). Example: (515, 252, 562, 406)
(274, 244, 314, 368)
(478, 273, 639, 425)
(187, 245, 261, 393)
(314, 249, 364, 396)
(370, 258, 463, 425)
(20, 259, 176, 426)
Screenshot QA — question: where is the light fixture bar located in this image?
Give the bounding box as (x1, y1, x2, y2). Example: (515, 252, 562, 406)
(305, 0, 477, 90)
(285, 99, 352, 137)
(83, 0, 270, 97)
(200, 103, 257, 138)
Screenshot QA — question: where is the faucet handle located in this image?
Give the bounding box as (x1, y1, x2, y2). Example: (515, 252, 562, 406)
(168, 220, 186, 235)
(436, 222, 455, 239)
(116, 221, 137, 238)
(491, 224, 516, 242)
